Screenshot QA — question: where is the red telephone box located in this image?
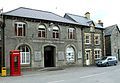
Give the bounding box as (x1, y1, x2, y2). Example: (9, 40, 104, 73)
(10, 50, 21, 76)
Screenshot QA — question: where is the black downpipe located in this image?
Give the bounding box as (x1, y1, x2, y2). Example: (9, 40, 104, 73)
(2, 15, 5, 67)
(81, 28, 85, 66)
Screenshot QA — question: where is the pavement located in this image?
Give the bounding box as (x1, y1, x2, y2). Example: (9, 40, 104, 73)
(21, 66, 65, 76)
(0, 62, 119, 77)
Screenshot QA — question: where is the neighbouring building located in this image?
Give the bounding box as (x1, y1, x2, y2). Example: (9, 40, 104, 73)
(104, 24, 120, 60)
(64, 12, 104, 66)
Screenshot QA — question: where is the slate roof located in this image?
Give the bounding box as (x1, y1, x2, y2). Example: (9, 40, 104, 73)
(64, 13, 103, 28)
(4, 7, 79, 25)
(104, 24, 120, 36)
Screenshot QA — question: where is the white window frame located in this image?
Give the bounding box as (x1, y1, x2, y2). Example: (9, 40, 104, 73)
(15, 22, 26, 36)
(38, 25, 46, 38)
(94, 49, 101, 60)
(53, 26, 59, 39)
(18, 45, 30, 64)
(85, 33, 91, 44)
(85, 49, 91, 60)
(66, 46, 75, 63)
(68, 28, 75, 39)
(94, 34, 100, 45)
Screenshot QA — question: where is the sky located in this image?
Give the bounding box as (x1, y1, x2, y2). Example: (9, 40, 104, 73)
(0, 0, 120, 28)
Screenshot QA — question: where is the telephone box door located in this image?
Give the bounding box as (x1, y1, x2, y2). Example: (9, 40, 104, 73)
(10, 50, 21, 76)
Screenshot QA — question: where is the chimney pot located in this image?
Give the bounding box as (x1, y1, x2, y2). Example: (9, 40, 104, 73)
(85, 12, 90, 19)
(98, 20, 103, 27)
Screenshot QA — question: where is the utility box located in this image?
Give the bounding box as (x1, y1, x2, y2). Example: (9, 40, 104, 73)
(10, 50, 21, 76)
(1, 67, 6, 77)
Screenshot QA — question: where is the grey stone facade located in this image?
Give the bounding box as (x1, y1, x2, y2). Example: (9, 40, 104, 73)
(4, 15, 83, 69)
(105, 24, 120, 60)
(64, 13, 104, 65)
(0, 7, 105, 70)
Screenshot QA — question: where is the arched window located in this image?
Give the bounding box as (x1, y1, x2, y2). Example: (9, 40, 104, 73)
(66, 46, 75, 63)
(53, 26, 59, 38)
(38, 25, 46, 38)
(18, 45, 30, 64)
(68, 28, 75, 39)
(15, 22, 26, 36)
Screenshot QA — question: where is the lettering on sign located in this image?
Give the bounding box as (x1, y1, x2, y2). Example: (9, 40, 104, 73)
(78, 51, 82, 59)
(33, 40, 64, 44)
(34, 51, 41, 61)
(58, 51, 64, 60)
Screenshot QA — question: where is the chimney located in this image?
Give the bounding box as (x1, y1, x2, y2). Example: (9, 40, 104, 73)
(98, 20, 103, 27)
(85, 12, 90, 19)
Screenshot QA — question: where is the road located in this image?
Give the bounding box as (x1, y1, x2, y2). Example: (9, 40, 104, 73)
(0, 64, 120, 83)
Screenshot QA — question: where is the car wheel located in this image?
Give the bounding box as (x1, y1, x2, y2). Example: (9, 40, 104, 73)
(106, 63, 109, 66)
(114, 62, 117, 66)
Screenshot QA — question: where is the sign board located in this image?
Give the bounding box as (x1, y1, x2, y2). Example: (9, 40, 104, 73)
(78, 51, 82, 59)
(34, 51, 41, 61)
(58, 51, 64, 60)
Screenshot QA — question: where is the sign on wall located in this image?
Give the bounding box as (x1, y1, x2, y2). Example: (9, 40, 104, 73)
(34, 51, 41, 61)
(58, 51, 64, 60)
(78, 51, 82, 59)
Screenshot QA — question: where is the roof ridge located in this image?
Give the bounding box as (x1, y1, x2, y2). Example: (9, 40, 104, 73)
(5, 7, 75, 22)
(65, 13, 87, 19)
(18, 7, 56, 14)
(22, 7, 79, 24)
(4, 7, 60, 16)
(105, 24, 118, 28)
(4, 7, 22, 14)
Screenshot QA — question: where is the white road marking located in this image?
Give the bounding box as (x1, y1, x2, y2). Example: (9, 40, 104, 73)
(48, 80, 64, 83)
(79, 72, 106, 79)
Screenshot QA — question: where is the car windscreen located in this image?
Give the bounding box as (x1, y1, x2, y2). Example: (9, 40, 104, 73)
(101, 57, 107, 60)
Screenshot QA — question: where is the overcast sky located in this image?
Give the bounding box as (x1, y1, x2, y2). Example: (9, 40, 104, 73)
(0, 0, 119, 28)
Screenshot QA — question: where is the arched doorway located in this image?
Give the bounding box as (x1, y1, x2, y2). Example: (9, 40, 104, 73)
(44, 46, 55, 67)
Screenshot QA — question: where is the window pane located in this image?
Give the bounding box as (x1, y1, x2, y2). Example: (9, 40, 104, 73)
(86, 40, 89, 43)
(56, 33, 59, 38)
(42, 31, 45, 37)
(38, 25, 46, 38)
(38, 31, 41, 37)
(70, 32, 73, 39)
(23, 24, 25, 36)
(15, 22, 26, 36)
(18, 45, 30, 64)
(26, 52, 30, 63)
(53, 32, 55, 38)
(68, 28, 75, 39)
(15, 24, 17, 35)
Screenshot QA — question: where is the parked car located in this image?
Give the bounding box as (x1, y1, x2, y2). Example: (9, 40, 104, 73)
(96, 56, 118, 67)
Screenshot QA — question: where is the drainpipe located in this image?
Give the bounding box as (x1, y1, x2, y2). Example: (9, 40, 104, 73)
(102, 30, 105, 57)
(0, 13, 5, 67)
(2, 15, 5, 67)
(81, 27, 85, 66)
(91, 31, 95, 65)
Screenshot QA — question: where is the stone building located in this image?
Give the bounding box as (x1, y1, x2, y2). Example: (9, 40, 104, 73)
(104, 24, 120, 60)
(64, 13, 104, 66)
(0, 7, 104, 71)
(1, 7, 83, 70)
